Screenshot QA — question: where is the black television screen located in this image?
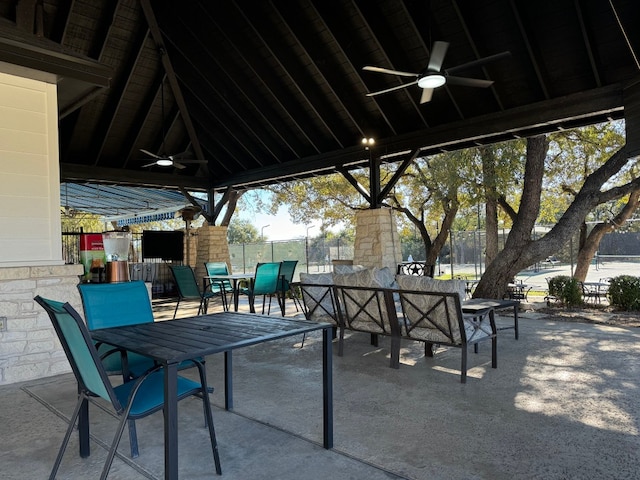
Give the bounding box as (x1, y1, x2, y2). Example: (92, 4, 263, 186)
(142, 230, 184, 261)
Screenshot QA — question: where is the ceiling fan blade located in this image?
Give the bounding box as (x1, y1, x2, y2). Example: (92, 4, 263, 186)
(141, 161, 158, 168)
(366, 80, 419, 97)
(363, 66, 418, 77)
(446, 76, 494, 88)
(445, 51, 511, 75)
(140, 149, 162, 159)
(427, 41, 449, 72)
(420, 88, 434, 104)
(172, 162, 187, 169)
(177, 159, 209, 164)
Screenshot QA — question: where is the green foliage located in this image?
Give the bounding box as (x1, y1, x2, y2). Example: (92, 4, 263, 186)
(607, 276, 640, 311)
(547, 276, 582, 306)
(227, 218, 260, 243)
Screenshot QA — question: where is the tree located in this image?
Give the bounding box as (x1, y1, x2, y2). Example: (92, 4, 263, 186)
(544, 123, 630, 280)
(474, 133, 640, 299)
(227, 218, 260, 243)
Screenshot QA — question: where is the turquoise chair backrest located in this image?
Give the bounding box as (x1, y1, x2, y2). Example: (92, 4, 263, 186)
(278, 260, 298, 290)
(34, 296, 117, 407)
(204, 262, 232, 292)
(253, 262, 281, 296)
(170, 265, 202, 299)
(78, 281, 154, 330)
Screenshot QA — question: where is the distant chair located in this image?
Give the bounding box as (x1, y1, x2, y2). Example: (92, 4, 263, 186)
(34, 296, 221, 479)
(170, 264, 227, 318)
(277, 260, 302, 312)
(239, 262, 283, 315)
(204, 261, 232, 311)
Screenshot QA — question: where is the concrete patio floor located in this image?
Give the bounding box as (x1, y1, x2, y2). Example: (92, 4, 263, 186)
(2, 296, 640, 479)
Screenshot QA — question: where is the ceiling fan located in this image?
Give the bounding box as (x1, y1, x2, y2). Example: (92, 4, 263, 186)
(363, 41, 510, 104)
(140, 149, 207, 170)
(140, 81, 208, 169)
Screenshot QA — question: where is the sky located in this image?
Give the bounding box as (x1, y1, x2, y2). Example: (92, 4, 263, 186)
(237, 206, 318, 241)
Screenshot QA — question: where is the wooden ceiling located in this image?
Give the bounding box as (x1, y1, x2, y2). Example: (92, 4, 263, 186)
(1, 0, 639, 194)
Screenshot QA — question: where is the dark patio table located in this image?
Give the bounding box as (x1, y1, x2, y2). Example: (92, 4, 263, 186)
(90, 312, 333, 479)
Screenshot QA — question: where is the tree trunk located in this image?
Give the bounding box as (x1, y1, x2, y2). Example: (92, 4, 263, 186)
(481, 146, 499, 265)
(573, 189, 640, 280)
(473, 136, 548, 299)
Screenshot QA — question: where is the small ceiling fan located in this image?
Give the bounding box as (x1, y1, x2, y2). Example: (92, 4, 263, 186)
(363, 41, 510, 104)
(140, 81, 208, 169)
(140, 150, 207, 170)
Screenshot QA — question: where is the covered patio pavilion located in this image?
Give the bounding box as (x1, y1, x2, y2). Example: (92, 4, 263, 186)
(3, 298, 640, 479)
(1, 2, 640, 478)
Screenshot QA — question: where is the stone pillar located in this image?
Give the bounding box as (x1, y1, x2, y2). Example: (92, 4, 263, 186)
(353, 208, 402, 271)
(194, 225, 231, 288)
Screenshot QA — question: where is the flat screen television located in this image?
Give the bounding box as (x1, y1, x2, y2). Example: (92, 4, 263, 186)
(142, 230, 184, 261)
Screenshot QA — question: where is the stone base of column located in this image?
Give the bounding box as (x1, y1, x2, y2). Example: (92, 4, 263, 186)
(353, 208, 402, 272)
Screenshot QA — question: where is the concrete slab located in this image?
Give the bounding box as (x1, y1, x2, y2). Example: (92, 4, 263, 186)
(3, 308, 640, 479)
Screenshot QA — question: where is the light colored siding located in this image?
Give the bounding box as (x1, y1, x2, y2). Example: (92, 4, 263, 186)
(0, 71, 61, 266)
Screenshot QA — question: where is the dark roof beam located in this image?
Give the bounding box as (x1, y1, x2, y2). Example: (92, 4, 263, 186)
(234, 2, 322, 153)
(60, 163, 210, 191)
(168, 17, 286, 164)
(575, 0, 601, 87)
(509, 0, 550, 99)
(451, 0, 505, 110)
(91, 28, 150, 166)
(140, 0, 206, 162)
(162, 36, 275, 167)
(176, 71, 261, 170)
(312, 2, 398, 135)
(122, 74, 165, 166)
(270, 3, 347, 148)
(195, 7, 307, 159)
(213, 84, 623, 189)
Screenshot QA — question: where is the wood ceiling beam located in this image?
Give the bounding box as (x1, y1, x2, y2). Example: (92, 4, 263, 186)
(213, 84, 624, 189)
(140, 0, 206, 162)
(509, 0, 549, 99)
(60, 163, 210, 191)
(234, 2, 322, 154)
(91, 27, 150, 166)
(574, 0, 601, 87)
(451, 0, 505, 111)
(271, 2, 347, 148)
(196, 4, 305, 159)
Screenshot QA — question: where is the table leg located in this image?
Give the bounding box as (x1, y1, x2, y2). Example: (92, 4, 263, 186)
(322, 327, 333, 449)
(513, 305, 519, 340)
(224, 350, 233, 410)
(233, 279, 239, 312)
(163, 363, 179, 480)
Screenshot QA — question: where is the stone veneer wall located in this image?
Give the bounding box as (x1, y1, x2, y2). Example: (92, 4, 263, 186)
(353, 208, 402, 271)
(0, 264, 83, 385)
(194, 225, 231, 289)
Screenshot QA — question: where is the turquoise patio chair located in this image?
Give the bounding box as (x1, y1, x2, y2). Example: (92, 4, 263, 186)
(239, 262, 283, 315)
(78, 280, 207, 458)
(276, 260, 302, 312)
(78, 281, 159, 458)
(169, 264, 224, 318)
(204, 261, 232, 311)
(34, 296, 221, 480)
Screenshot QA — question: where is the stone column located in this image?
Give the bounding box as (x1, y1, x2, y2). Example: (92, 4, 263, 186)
(353, 208, 402, 271)
(194, 225, 231, 288)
